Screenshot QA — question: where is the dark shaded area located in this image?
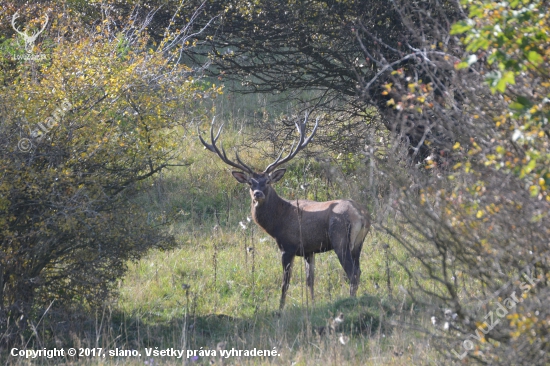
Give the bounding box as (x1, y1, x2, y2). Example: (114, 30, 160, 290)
(0, 293, 406, 363)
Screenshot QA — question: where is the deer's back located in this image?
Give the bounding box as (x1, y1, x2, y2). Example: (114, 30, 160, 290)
(272, 199, 369, 254)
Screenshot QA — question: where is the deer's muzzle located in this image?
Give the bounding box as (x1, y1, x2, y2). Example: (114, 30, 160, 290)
(252, 190, 265, 205)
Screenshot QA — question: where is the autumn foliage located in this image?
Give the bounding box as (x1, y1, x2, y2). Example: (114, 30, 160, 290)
(0, 2, 216, 346)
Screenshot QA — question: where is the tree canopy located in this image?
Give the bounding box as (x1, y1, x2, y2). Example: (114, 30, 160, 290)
(186, 0, 464, 159)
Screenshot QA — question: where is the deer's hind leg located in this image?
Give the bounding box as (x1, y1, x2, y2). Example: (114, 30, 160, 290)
(330, 220, 362, 297)
(334, 246, 361, 297)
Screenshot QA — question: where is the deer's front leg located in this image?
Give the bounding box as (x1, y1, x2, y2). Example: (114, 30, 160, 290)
(280, 251, 295, 310)
(305, 253, 315, 304)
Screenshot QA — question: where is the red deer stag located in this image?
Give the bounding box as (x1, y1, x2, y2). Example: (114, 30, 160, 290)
(199, 114, 370, 310)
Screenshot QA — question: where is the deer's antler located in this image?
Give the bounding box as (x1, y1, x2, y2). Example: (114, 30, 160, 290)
(264, 112, 319, 174)
(11, 11, 26, 37)
(198, 117, 255, 175)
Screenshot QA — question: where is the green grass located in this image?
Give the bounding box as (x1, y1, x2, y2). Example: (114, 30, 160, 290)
(106, 225, 436, 364)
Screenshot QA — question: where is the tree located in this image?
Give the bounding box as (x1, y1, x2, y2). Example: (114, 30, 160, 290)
(372, 0, 550, 363)
(187, 0, 464, 159)
(0, 2, 217, 346)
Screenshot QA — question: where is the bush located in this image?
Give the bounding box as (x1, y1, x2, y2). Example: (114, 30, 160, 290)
(0, 2, 216, 347)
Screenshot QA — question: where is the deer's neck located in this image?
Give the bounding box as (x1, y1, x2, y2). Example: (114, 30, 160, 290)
(251, 188, 291, 236)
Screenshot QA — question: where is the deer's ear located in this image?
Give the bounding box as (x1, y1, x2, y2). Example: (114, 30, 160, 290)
(269, 168, 286, 183)
(232, 171, 249, 184)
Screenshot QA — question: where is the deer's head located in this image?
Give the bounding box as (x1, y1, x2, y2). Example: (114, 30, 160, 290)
(231, 170, 287, 206)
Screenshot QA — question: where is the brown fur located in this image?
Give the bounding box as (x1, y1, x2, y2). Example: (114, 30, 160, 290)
(200, 116, 371, 310)
(234, 170, 370, 310)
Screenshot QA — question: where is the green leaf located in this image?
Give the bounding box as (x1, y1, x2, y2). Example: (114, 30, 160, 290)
(450, 20, 473, 35)
(509, 102, 525, 110)
(495, 71, 516, 93)
(519, 95, 533, 107)
(526, 51, 544, 66)
(525, 159, 537, 174)
(467, 38, 491, 52)
(509, 96, 532, 110)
